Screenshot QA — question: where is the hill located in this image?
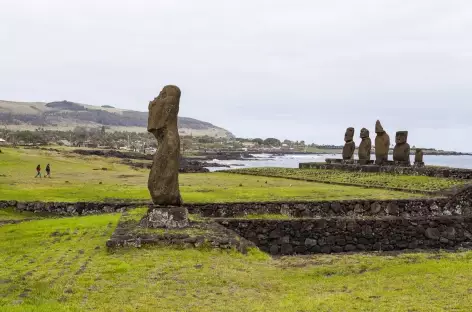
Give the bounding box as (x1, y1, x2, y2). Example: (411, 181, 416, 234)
(0, 100, 234, 138)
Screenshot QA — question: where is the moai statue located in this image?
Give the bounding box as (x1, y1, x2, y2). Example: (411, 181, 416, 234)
(358, 128, 372, 163)
(393, 131, 411, 163)
(374, 120, 390, 165)
(141, 85, 188, 228)
(342, 127, 355, 160)
(414, 148, 424, 166)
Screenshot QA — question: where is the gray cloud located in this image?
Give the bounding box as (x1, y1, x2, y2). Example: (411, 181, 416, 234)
(1, 0, 472, 151)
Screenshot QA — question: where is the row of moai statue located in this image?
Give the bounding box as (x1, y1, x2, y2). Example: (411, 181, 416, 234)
(342, 120, 424, 166)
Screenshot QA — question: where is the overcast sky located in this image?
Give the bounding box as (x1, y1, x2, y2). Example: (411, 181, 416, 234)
(1, 0, 472, 151)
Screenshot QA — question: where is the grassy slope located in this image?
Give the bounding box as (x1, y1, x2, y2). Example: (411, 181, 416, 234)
(0, 208, 44, 221)
(0, 148, 420, 202)
(0, 213, 471, 311)
(229, 168, 465, 192)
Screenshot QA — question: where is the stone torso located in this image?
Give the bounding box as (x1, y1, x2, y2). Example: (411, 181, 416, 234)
(375, 132, 390, 163)
(342, 141, 356, 160)
(415, 150, 424, 163)
(393, 142, 410, 162)
(358, 137, 372, 161)
(147, 86, 182, 206)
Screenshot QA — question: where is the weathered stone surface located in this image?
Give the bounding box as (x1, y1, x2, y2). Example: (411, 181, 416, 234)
(305, 238, 317, 246)
(444, 185, 472, 215)
(219, 216, 472, 255)
(358, 128, 372, 161)
(386, 203, 399, 215)
(425, 228, 440, 240)
(371, 202, 382, 214)
(342, 127, 355, 160)
(3, 196, 462, 219)
(140, 207, 189, 229)
(415, 149, 424, 166)
(299, 162, 472, 179)
(375, 120, 390, 165)
(107, 210, 255, 253)
(393, 131, 410, 163)
(147, 85, 183, 206)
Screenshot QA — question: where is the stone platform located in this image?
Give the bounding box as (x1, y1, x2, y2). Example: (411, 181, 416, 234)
(299, 162, 472, 179)
(106, 208, 255, 253)
(5, 185, 472, 256)
(140, 206, 189, 229)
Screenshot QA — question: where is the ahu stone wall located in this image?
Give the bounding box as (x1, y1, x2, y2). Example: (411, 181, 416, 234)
(299, 162, 472, 179)
(218, 216, 472, 255)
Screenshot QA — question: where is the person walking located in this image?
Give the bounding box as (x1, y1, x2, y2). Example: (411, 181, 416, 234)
(45, 164, 51, 178)
(35, 164, 42, 178)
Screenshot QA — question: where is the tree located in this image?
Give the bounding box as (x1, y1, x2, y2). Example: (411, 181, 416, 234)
(252, 138, 264, 145)
(263, 138, 281, 147)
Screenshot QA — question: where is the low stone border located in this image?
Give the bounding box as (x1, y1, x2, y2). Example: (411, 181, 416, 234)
(217, 216, 472, 255)
(2, 196, 470, 218)
(299, 162, 472, 179)
(0, 201, 148, 215)
(186, 198, 468, 218)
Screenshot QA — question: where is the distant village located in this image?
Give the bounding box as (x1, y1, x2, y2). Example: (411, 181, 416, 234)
(0, 127, 468, 155)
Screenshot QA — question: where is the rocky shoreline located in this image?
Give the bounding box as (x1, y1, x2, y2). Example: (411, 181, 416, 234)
(72, 149, 233, 173)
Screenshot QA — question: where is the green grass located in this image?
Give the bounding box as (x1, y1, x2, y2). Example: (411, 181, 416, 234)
(0, 147, 421, 202)
(228, 167, 465, 192)
(1, 214, 472, 311)
(0, 207, 45, 221)
(242, 214, 293, 220)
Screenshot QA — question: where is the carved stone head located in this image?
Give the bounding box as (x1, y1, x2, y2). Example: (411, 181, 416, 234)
(148, 85, 181, 138)
(395, 131, 408, 144)
(344, 127, 354, 142)
(375, 120, 385, 133)
(360, 128, 369, 139)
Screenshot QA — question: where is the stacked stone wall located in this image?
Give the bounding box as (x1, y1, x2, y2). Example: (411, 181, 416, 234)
(2, 198, 468, 217)
(218, 216, 472, 255)
(299, 162, 472, 179)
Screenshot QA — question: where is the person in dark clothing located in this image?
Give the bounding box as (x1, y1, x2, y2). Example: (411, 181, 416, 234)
(35, 164, 42, 178)
(45, 164, 51, 178)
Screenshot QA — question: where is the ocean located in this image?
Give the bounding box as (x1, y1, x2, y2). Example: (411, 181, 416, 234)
(207, 154, 472, 171)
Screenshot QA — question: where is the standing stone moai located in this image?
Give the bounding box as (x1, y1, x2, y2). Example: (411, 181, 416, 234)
(392, 131, 410, 163)
(414, 148, 424, 166)
(358, 128, 372, 163)
(374, 120, 390, 165)
(342, 127, 355, 160)
(142, 85, 188, 228)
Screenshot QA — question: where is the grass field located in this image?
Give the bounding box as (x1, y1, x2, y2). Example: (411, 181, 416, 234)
(2, 148, 472, 311)
(0, 207, 46, 221)
(0, 212, 471, 311)
(228, 167, 465, 192)
(0, 148, 421, 202)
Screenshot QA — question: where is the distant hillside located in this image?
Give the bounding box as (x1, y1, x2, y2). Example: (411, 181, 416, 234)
(0, 100, 234, 138)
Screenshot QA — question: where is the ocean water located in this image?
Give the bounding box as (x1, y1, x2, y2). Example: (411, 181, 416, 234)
(207, 154, 472, 171)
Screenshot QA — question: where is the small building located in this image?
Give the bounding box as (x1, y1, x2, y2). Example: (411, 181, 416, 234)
(58, 139, 72, 146)
(242, 142, 257, 148)
(0, 138, 8, 146)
